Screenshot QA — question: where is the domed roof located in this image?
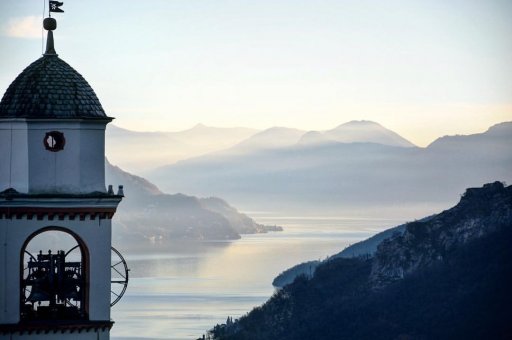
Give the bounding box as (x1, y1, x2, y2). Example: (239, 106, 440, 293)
(0, 55, 107, 119)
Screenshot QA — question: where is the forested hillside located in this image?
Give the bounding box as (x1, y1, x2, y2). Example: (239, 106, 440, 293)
(207, 182, 512, 340)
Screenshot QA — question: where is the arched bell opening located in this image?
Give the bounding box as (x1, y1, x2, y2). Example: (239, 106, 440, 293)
(20, 227, 90, 321)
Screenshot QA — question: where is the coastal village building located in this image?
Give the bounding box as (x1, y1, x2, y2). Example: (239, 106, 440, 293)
(0, 12, 127, 340)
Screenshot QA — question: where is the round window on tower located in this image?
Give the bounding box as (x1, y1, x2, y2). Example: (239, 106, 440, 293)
(43, 131, 65, 152)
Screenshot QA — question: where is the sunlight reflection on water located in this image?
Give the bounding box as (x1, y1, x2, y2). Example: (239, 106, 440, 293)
(111, 216, 402, 340)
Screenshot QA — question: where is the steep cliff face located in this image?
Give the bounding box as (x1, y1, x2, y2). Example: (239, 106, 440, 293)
(370, 181, 512, 288)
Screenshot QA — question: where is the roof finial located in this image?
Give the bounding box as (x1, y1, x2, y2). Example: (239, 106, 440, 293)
(43, 17, 57, 56)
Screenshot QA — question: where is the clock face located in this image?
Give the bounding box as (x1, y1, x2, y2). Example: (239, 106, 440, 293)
(44, 131, 65, 152)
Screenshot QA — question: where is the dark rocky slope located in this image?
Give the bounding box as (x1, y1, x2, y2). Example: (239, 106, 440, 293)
(272, 215, 436, 288)
(208, 182, 512, 340)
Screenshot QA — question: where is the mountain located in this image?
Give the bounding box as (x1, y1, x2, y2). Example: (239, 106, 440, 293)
(172, 124, 259, 148)
(427, 121, 512, 158)
(272, 224, 406, 288)
(369, 181, 512, 288)
(149, 122, 512, 219)
(271, 260, 320, 288)
(207, 182, 512, 340)
(105, 160, 280, 247)
(229, 120, 414, 153)
(297, 130, 330, 146)
(299, 120, 415, 148)
(228, 127, 306, 153)
(272, 215, 436, 288)
(200, 197, 282, 234)
(105, 124, 258, 173)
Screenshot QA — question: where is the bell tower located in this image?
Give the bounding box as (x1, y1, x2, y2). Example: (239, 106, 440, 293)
(0, 7, 125, 340)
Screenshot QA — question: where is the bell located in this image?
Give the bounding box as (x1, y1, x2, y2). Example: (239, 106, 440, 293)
(27, 285, 50, 303)
(59, 284, 81, 301)
(59, 270, 83, 301)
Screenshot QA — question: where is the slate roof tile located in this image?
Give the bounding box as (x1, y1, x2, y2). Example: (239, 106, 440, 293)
(0, 55, 107, 119)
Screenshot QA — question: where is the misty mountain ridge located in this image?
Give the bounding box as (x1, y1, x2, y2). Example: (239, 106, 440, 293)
(427, 121, 511, 150)
(148, 121, 512, 218)
(299, 120, 415, 148)
(227, 127, 307, 154)
(105, 160, 281, 247)
(150, 119, 419, 175)
(106, 120, 416, 174)
(106, 124, 259, 173)
(208, 120, 415, 156)
(173, 123, 259, 146)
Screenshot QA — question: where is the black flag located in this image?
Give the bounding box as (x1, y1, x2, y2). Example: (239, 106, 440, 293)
(49, 1, 64, 13)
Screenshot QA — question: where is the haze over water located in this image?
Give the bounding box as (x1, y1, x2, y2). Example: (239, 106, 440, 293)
(111, 215, 402, 340)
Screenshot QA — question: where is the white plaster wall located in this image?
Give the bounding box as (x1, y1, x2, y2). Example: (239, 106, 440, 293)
(26, 120, 107, 194)
(28, 124, 80, 193)
(0, 121, 29, 192)
(0, 218, 112, 324)
(0, 329, 109, 340)
(0, 126, 9, 189)
(0, 221, 6, 324)
(79, 124, 106, 193)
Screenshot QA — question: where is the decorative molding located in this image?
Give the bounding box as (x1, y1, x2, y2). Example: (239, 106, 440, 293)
(0, 320, 114, 335)
(0, 207, 117, 220)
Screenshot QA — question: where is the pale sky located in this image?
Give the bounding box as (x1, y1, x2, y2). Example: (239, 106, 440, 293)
(1, 0, 511, 146)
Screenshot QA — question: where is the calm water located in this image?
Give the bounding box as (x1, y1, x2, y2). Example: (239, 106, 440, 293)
(111, 216, 402, 340)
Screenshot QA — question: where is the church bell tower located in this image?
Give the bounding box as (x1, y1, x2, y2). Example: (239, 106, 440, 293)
(0, 8, 126, 340)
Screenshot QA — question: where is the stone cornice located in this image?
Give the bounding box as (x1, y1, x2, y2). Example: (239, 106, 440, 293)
(0, 206, 118, 220)
(0, 194, 122, 220)
(0, 320, 114, 335)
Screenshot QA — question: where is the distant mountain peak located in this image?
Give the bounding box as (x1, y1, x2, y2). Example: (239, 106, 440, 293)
(182, 123, 211, 132)
(427, 121, 512, 148)
(486, 121, 512, 134)
(260, 126, 304, 134)
(192, 123, 208, 129)
(337, 120, 382, 127)
(229, 126, 306, 152)
(299, 120, 416, 148)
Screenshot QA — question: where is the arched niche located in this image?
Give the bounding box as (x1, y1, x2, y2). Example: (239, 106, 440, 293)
(19, 227, 90, 321)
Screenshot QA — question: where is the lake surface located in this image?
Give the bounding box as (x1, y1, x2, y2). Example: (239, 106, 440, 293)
(110, 216, 402, 340)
